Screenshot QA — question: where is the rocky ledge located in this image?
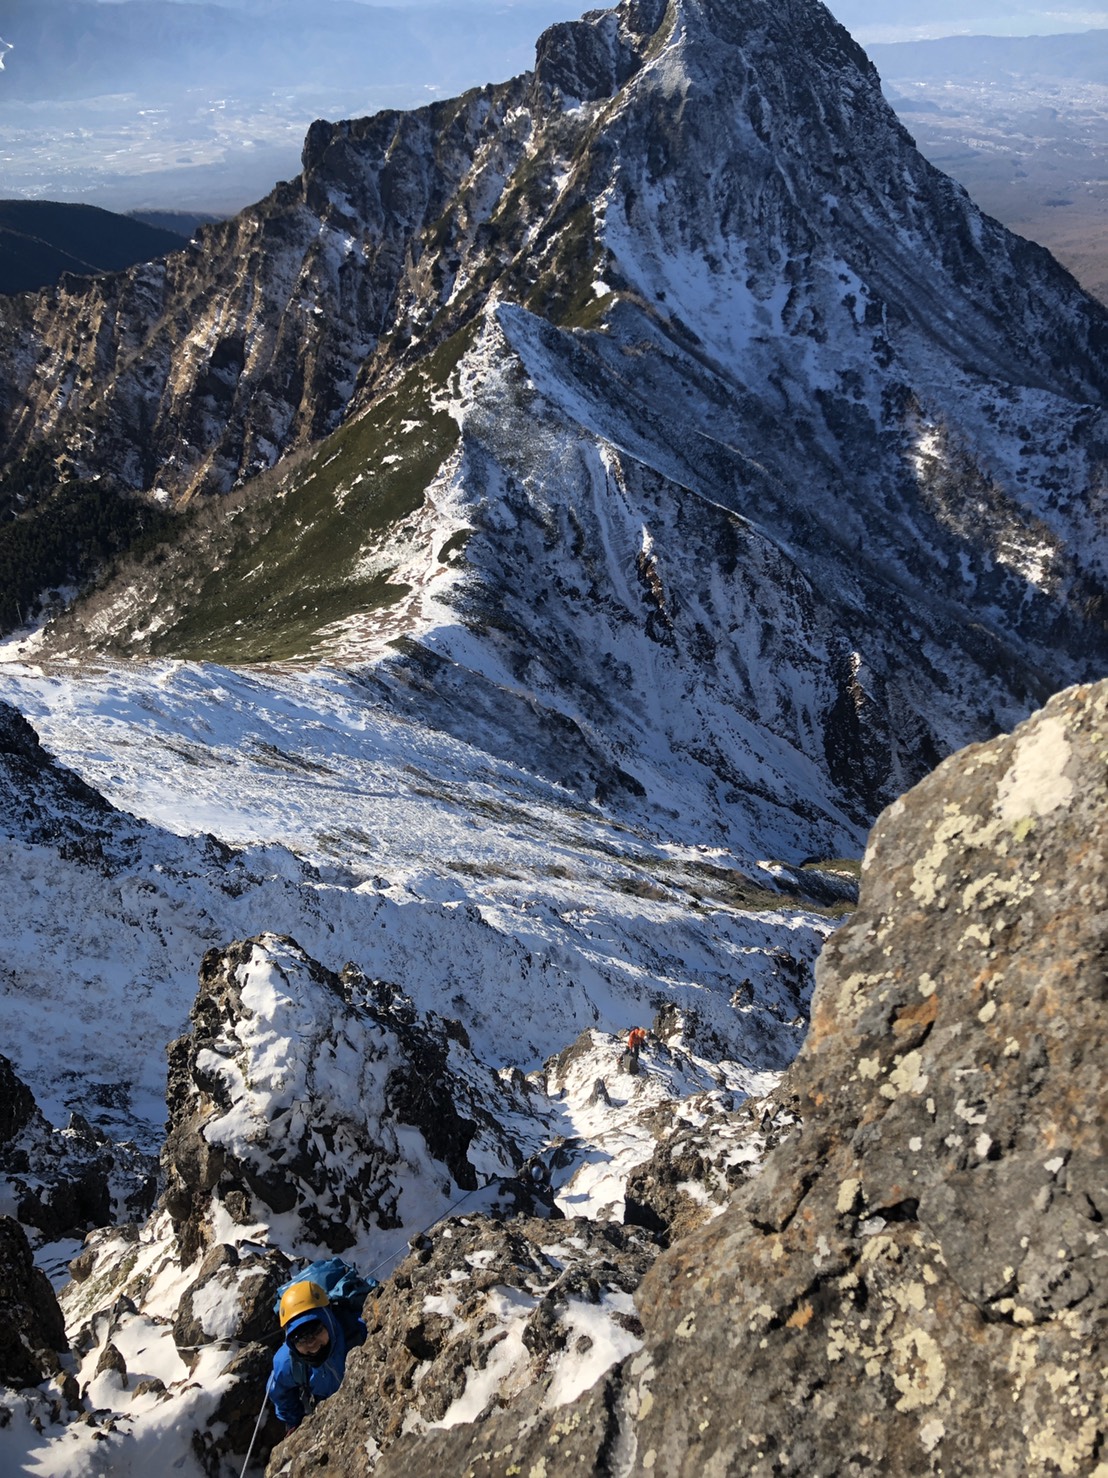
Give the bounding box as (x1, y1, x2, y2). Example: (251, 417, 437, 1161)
(0, 1053, 156, 1242)
(276, 679, 1107, 1477)
(0, 1217, 68, 1391)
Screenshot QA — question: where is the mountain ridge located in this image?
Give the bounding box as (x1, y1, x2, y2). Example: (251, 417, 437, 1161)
(3, 0, 1106, 500)
(3, 0, 1106, 855)
(0, 200, 184, 297)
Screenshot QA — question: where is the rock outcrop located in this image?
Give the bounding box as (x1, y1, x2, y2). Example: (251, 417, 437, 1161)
(0, 1215, 68, 1388)
(0, 1053, 36, 1148)
(283, 678, 1107, 1477)
(271, 1215, 660, 1477)
(36, 935, 795, 1474)
(171, 1240, 290, 1357)
(0, 700, 114, 846)
(622, 1076, 802, 1245)
(0, 1052, 156, 1241)
(161, 934, 532, 1266)
(57, 1219, 291, 1473)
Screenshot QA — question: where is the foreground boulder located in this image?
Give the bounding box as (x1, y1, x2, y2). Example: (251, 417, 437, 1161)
(330, 679, 1106, 1477)
(273, 1216, 660, 1476)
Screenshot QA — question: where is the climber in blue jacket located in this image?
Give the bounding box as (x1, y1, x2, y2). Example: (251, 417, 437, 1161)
(268, 1280, 367, 1433)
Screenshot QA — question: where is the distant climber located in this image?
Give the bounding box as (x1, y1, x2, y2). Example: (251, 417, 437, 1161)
(620, 1026, 648, 1074)
(268, 1279, 367, 1435)
(525, 1155, 551, 1191)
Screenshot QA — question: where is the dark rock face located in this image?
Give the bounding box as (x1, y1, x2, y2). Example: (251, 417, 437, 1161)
(532, 11, 643, 106)
(172, 1241, 290, 1357)
(0, 1215, 68, 1387)
(331, 679, 1107, 1476)
(0, 1053, 36, 1146)
(0, 1052, 156, 1242)
(0, 700, 114, 848)
(172, 1244, 291, 1476)
(198, 1339, 287, 1477)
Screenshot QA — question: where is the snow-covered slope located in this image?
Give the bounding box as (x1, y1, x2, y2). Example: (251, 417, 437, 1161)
(0, 658, 834, 1143)
(0, 656, 838, 1470)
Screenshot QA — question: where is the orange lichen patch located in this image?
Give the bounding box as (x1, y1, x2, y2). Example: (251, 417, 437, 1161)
(807, 999, 843, 1047)
(893, 995, 938, 1037)
(787, 1301, 815, 1330)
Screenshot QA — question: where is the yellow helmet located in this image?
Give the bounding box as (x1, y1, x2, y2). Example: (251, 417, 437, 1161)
(278, 1280, 330, 1328)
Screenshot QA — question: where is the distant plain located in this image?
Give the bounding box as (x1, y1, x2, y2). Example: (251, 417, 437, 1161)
(871, 31, 1108, 304)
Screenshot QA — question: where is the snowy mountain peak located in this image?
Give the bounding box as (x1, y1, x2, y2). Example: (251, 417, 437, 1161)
(1, 0, 1101, 852)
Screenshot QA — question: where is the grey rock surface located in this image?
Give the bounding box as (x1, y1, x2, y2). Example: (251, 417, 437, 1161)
(269, 1215, 660, 1477)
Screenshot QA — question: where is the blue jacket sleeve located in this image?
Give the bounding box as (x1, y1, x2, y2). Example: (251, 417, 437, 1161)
(268, 1347, 305, 1428)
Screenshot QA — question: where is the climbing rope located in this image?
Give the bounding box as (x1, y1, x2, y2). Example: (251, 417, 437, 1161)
(239, 1377, 274, 1478)
(362, 1176, 493, 1278)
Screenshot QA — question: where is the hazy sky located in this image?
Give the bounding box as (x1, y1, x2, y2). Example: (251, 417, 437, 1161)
(828, 0, 1108, 42)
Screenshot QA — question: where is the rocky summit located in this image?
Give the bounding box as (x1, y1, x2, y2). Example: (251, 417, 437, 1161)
(160, 933, 534, 1268)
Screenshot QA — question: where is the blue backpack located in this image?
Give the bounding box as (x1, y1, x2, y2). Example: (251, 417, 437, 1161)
(274, 1256, 378, 1326)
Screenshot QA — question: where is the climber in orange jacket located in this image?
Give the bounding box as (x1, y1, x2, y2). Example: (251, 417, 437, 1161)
(622, 1026, 648, 1073)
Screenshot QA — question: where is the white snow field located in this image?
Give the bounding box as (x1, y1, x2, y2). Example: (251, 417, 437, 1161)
(0, 652, 830, 1137)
